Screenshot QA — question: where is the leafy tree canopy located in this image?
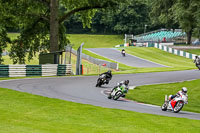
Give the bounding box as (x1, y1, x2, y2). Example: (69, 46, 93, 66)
(150, 0, 200, 44)
(0, 0, 126, 64)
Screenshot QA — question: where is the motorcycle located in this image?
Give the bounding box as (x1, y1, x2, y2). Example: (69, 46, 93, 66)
(96, 74, 107, 87)
(161, 95, 188, 113)
(107, 86, 128, 100)
(194, 58, 200, 70)
(122, 50, 126, 57)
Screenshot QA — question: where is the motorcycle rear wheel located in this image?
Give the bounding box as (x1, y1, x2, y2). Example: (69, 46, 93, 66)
(197, 64, 200, 70)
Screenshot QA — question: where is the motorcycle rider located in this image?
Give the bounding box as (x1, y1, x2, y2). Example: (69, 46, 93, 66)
(194, 55, 200, 70)
(99, 70, 112, 84)
(169, 87, 188, 102)
(121, 49, 125, 56)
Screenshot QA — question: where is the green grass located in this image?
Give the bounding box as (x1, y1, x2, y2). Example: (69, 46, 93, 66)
(126, 79, 200, 113)
(0, 87, 200, 133)
(184, 49, 200, 55)
(68, 34, 124, 50)
(123, 47, 195, 68)
(2, 55, 39, 65)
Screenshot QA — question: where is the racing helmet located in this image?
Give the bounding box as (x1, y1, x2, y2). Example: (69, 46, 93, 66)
(182, 87, 187, 94)
(124, 80, 129, 85)
(107, 70, 112, 74)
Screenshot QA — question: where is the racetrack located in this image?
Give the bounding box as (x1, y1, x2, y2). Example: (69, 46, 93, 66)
(0, 70, 200, 120)
(86, 48, 167, 67)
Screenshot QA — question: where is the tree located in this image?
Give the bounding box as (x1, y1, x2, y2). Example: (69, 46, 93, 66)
(150, 0, 200, 44)
(0, 0, 126, 64)
(150, 0, 176, 29)
(172, 0, 199, 44)
(112, 0, 150, 34)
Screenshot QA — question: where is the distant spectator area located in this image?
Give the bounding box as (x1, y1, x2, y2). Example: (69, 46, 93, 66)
(134, 29, 186, 43)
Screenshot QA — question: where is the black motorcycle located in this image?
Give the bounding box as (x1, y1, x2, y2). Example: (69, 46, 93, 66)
(96, 74, 108, 87)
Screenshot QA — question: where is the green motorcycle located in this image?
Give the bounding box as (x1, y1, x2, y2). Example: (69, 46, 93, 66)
(108, 85, 128, 100)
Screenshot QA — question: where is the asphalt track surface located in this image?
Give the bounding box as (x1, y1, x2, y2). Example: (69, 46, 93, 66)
(0, 70, 200, 120)
(86, 48, 167, 67)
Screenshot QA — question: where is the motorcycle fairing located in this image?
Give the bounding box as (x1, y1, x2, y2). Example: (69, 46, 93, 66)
(170, 99, 177, 109)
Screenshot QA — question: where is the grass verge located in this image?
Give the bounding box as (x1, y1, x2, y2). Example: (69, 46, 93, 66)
(68, 34, 124, 49)
(126, 79, 200, 113)
(0, 87, 200, 133)
(183, 49, 200, 55)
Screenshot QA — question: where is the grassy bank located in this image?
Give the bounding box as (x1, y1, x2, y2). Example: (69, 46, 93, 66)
(122, 47, 195, 68)
(68, 34, 124, 49)
(126, 79, 200, 113)
(0, 87, 200, 133)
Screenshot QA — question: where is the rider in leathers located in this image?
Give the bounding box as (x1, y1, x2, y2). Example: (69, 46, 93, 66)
(100, 70, 112, 84)
(169, 87, 188, 103)
(121, 49, 125, 56)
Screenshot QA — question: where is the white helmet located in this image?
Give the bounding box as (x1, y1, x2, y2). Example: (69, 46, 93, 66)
(182, 87, 187, 94)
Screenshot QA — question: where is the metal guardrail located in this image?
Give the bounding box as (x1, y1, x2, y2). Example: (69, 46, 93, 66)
(71, 49, 118, 70)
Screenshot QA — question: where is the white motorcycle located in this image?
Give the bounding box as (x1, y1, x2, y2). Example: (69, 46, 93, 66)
(161, 95, 188, 113)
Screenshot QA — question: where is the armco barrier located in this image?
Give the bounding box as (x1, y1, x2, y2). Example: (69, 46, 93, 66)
(71, 49, 118, 70)
(0, 64, 72, 77)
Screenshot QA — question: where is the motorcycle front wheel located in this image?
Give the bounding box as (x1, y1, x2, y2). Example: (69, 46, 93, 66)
(113, 90, 123, 100)
(161, 103, 167, 111)
(96, 79, 101, 87)
(173, 101, 184, 113)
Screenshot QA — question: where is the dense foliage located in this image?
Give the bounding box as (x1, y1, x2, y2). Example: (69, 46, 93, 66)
(150, 0, 200, 44)
(65, 0, 150, 35)
(0, 0, 125, 64)
(0, 0, 200, 64)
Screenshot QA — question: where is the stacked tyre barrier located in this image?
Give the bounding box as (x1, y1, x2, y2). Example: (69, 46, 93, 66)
(0, 64, 72, 77)
(0, 65, 9, 77)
